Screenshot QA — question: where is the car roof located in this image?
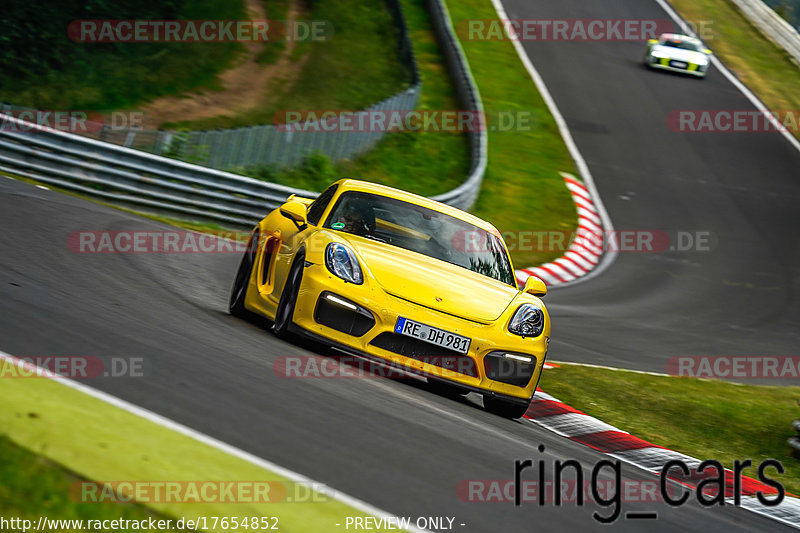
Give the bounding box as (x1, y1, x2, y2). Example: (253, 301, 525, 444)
(330, 178, 502, 236)
(658, 33, 702, 45)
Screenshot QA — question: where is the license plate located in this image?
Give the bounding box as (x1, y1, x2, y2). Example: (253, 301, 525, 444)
(670, 60, 688, 69)
(395, 317, 471, 354)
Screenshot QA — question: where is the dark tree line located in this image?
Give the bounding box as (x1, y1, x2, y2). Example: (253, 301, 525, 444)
(0, 0, 185, 76)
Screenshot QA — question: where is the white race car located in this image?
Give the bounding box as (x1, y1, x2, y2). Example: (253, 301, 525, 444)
(644, 33, 712, 78)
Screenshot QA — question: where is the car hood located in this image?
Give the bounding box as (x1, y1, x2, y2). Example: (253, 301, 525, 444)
(651, 45, 708, 64)
(348, 238, 519, 323)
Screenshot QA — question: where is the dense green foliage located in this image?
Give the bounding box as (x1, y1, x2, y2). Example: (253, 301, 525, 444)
(0, 0, 244, 109)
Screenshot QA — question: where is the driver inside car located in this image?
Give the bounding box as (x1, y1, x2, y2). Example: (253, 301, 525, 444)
(333, 201, 374, 236)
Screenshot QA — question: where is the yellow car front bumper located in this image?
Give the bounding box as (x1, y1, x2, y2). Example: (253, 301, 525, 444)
(288, 263, 547, 403)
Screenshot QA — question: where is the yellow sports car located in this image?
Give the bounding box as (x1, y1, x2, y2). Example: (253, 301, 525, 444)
(229, 179, 550, 418)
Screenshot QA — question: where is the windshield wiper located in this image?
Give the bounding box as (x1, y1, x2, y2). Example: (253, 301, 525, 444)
(362, 234, 387, 243)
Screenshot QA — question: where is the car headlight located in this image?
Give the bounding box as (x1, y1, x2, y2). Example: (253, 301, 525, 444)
(508, 304, 544, 338)
(325, 243, 363, 284)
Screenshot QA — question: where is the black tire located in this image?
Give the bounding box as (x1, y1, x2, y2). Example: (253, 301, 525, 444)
(273, 254, 304, 340)
(229, 229, 259, 318)
(427, 378, 469, 398)
(483, 395, 531, 419)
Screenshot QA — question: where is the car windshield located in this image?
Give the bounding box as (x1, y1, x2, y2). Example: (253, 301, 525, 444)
(324, 191, 515, 286)
(659, 38, 702, 52)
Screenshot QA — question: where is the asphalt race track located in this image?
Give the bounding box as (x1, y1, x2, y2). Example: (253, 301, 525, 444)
(501, 0, 800, 382)
(1, 0, 799, 531)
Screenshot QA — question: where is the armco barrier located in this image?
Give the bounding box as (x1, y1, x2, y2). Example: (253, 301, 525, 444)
(426, 0, 487, 211)
(0, 116, 314, 226)
(0, 0, 486, 221)
(730, 0, 800, 65)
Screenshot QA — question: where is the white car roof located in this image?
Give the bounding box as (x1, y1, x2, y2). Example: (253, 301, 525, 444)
(658, 33, 703, 46)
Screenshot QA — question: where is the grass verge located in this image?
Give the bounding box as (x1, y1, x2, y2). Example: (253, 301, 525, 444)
(541, 363, 800, 496)
(256, 0, 292, 65)
(244, 0, 578, 267)
(0, 0, 246, 111)
(171, 0, 413, 130)
(242, 0, 472, 198)
(668, 0, 800, 140)
(0, 361, 398, 532)
(6, 0, 580, 270)
(0, 435, 179, 531)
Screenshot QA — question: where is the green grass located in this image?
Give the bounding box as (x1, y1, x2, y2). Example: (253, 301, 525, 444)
(541, 363, 800, 496)
(0, 0, 247, 111)
(241, 0, 472, 197)
(7, 0, 579, 270)
(669, 0, 800, 140)
(168, 0, 413, 130)
(0, 436, 179, 531)
(333, 0, 472, 197)
(0, 369, 401, 532)
(242, 0, 578, 268)
(255, 0, 292, 65)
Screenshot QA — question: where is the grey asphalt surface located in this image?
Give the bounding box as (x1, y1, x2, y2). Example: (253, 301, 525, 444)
(501, 0, 800, 382)
(1, 0, 799, 532)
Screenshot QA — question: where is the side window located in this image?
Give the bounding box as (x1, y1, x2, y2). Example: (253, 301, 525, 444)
(306, 185, 338, 226)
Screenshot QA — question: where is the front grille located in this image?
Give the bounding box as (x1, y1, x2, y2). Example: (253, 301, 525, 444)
(483, 352, 537, 387)
(370, 333, 478, 377)
(314, 293, 375, 337)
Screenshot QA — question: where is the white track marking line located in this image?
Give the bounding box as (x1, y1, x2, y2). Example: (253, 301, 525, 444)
(490, 0, 617, 288)
(549, 360, 674, 377)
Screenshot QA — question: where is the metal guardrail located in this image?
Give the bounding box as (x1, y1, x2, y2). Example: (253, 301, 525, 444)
(730, 0, 800, 65)
(0, 116, 314, 226)
(426, 0, 488, 211)
(0, 0, 486, 223)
